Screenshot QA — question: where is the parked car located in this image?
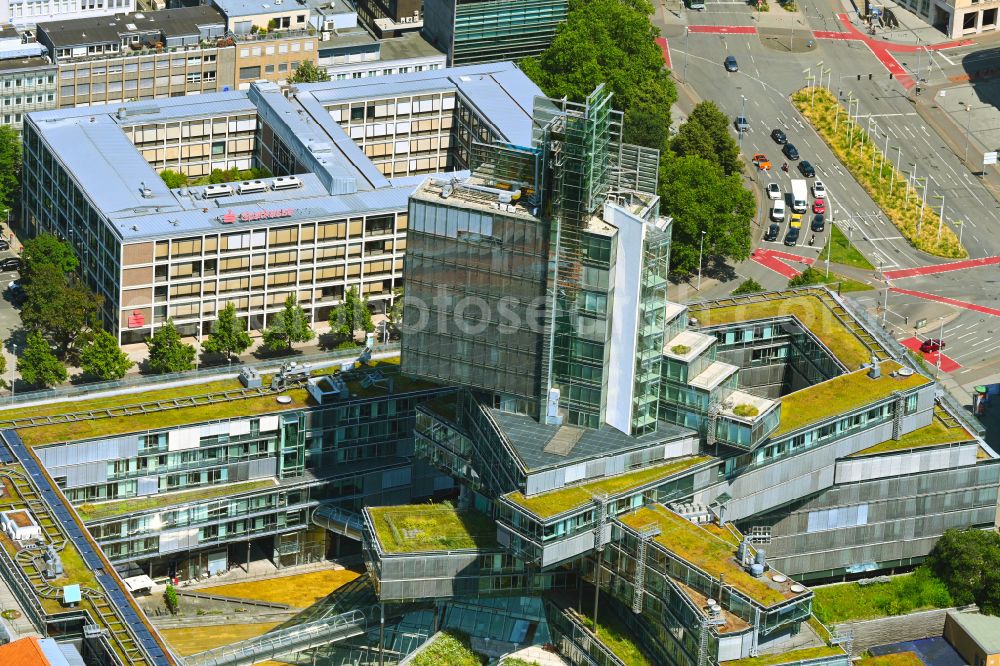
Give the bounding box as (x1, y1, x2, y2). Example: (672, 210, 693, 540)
(6, 280, 23, 305)
(752, 153, 771, 170)
(783, 143, 799, 160)
(811, 214, 825, 232)
(734, 115, 750, 133)
(770, 128, 787, 144)
(764, 223, 780, 242)
(799, 160, 816, 177)
(767, 183, 782, 200)
(813, 198, 825, 214)
(0, 257, 21, 272)
(0, 240, 9, 251)
(724, 55, 738, 72)
(812, 180, 826, 198)
(920, 339, 946, 353)
(784, 226, 800, 247)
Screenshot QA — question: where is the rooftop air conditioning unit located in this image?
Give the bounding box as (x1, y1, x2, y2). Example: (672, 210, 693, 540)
(204, 183, 234, 198)
(272, 175, 303, 190)
(238, 180, 268, 195)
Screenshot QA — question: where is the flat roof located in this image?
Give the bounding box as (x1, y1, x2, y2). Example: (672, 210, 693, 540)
(773, 361, 931, 438)
(0, 55, 56, 73)
(503, 456, 715, 520)
(38, 6, 226, 48)
(377, 31, 445, 61)
(664, 330, 715, 361)
(720, 390, 777, 423)
(318, 27, 376, 50)
(366, 504, 498, 553)
(851, 406, 974, 457)
(689, 361, 738, 392)
(27, 62, 542, 242)
(211, 0, 313, 17)
(619, 505, 807, 607)
(948, 612, 1000, 654)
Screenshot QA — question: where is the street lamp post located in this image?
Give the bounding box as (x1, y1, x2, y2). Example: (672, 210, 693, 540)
(935, 316, 944, 377)
(825, 226, 832, 278)
(697, 230, 707, 291)
(956, 220, 964, 246)
(916, 178, 927, 233)
(935, 194, 945, 241)
(963, 103, 972, 164)
(880, 132, 889, 179)
(684, 27, 689, 82)
(9, 343, 15, 403)
(891, 146, 902, 195)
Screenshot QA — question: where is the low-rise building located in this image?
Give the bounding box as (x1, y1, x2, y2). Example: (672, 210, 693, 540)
(944, 612, 1000, 666)
(321, 30, 445, 81)
(352, 0, 422, 39)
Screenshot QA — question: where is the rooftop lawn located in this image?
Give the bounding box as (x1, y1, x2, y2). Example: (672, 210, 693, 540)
(504, 456, 714, 520)
(18, 388, 312, 447)
(688, 293, 871, 368)
(772, 361, 931, 438)
(200, 568, 360, 608)
(857, 653, 924, 666)
(368, 504, 498, 554)
(812, 569, 952, 624)
(161, 622, 282, 657)
(409, 631, 481, 666)
(619, 505, 794, 607)
(76, 479, 278, 522)
(579, 612, 655, 666)
(851, 413, 972, 457)
(721, 646, 846, 666)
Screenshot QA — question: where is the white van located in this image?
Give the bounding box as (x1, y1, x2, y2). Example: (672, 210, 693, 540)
(770, 199, 786, 221)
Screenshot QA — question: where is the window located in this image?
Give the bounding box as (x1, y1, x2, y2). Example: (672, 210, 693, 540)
(211, 140, 225, 155)
(239, 66, 261, 80)
(265, 64, 275, 74)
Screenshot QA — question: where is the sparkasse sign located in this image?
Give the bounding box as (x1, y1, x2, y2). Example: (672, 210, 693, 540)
(219, 208, 295, 224)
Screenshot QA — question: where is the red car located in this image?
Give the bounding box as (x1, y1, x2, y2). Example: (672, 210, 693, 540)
(813, 199, 826, 214)
(920, 339, 946, 353)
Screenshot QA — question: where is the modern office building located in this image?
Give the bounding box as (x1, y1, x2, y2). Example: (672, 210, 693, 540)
(352, 0, 422, 38)
(422, 0, 567, 65)
(20, 62, 543, 343)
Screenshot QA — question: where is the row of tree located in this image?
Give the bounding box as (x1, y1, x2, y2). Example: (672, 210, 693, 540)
(520, 0, 753, 278)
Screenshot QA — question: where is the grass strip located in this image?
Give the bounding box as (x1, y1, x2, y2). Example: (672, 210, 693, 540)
(812, 569, 952, 624)
(76, 479, 277, 522)
(793, 87, 965, 259)
(819, 224, 875, 270)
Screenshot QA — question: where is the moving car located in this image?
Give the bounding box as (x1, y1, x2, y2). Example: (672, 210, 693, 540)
(767, 183, 782, 200)
(783, 143, 799, 160)
(770, 128, 787, 144)
(799, 160, 816, 177)
(0, 257, 21, 272)
(813, 198, 825, 214)
(784, 227, 800, 247)
(734, 115, 750, 133)
(725, 56, 738, 72)
(812, 180, 826, 198)
(752, 153, 772, 170)
(789, 213, 803, 229)
(771, 199, 786, 221)
(920, 339, 946, 353)
(811, 214, 825, 232)
(764, 223, 780, 242)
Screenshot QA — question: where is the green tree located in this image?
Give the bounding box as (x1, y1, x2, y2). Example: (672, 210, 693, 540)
(80, 329, 133, 380)
(262, 294, 314, 352)
(164, 584, 179, 614)
(731, 278, 764, 295)
(520, 0, 676, 151)
(21, 233, 78, 282)
(658, 154, 753, 276)
(17, 331, 67, 388)
(159, 169, 187, 188)
(202, 302, 252, 362)
(329, 287, 374, 344)
(671, 101, 742, 177)
(145, 319, 196, 373)
(788, 266, 824, 287)
(0, 352, 8, 390)
(289, 60, 331, 84)
(20, 263, 101, 359)
(387, 287, 404, 333)
(926, 528, 1000, 612)
(0, 124, 21, 214)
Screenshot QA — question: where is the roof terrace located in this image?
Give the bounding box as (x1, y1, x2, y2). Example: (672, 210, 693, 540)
(366, 504, 498, 554)
(850, 406, 974, 457)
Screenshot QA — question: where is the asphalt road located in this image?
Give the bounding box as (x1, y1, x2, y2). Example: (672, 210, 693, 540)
(656, 0, 1000, 382)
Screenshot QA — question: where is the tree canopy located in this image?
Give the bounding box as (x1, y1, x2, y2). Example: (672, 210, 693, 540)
(21, 233, 79, 281)
(0, 124, 21, 214)
(18, 331, 67, 388)
(671, 101, 742, 177)
(202, 302, 253, 362)
(521, 0, 676, 151)
(262, 295, 314, 352)
(329, 287, 374, 344)
(658, 154, 753, 276)
(146, 319, 196, 373)
(731, 278, 764, 296)
(159, 169, 187, 188)
(80, 329, 134, 380)
(20, 262, 101, 359)
(289, 61, 331, 84)
(926, 528, 1000, 615)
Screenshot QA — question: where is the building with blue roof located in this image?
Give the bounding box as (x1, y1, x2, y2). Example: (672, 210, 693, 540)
(20, 61, 543, 344)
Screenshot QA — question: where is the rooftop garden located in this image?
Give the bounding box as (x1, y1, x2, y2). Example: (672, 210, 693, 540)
(408, 631, 481, 666)
(578, 611, 655, 666)
(772, 361, 930, 438)
(721, 645, 846, 666)
(619, 505, 794, 607)
(851, 412, 972, 457)
(857, 653, 924, 666)
(688, 293, 870, 368)
(504, 456, 714, 520)
(812, 569, 952, 624)
(368, 504, 498, 554)
(76, 479, 278, 522)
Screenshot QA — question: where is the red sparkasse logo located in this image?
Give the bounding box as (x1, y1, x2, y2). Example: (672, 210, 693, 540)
(220, 209, 237, 224)
(219, 208, 294, 224)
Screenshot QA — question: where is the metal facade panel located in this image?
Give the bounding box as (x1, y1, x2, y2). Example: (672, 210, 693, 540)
(230, 419, 252, 437)
(168, 426, 201, 451)
(541, 529, 595, 568)
(137, 476, 158, 496)
(260, 415, 281, 432)
(247, 457, 277, 480)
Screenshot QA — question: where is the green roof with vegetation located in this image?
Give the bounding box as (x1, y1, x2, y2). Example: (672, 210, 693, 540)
(503, 456, 714, 520)
(772, 361, 931, 438)
(851, 410, 973, 457)
(688, 292, 871, 368)
(578, 611, 654, 666)
(409, 631, 481, 666)
(76, 479, 278, 522)
(619, 505, 799, 607)
(368, 504, 498, 554)
(721, 646, 846, 666)
(812, 569, 953, 624)
(858, 653, 924, 666)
